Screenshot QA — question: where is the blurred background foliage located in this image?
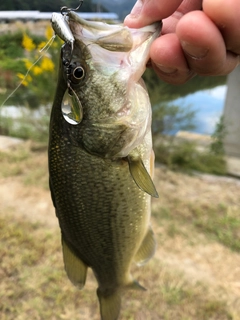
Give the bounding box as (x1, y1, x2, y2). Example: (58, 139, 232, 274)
(0, 27, 63, 142)
(0, 26, 62, 108)
(0, 0, 108, 12)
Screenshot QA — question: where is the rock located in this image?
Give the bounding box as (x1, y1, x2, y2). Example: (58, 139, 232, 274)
(0, 135, 24, 151)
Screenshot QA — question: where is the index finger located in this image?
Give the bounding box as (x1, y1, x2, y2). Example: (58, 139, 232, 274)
(124, 0, 184, 28)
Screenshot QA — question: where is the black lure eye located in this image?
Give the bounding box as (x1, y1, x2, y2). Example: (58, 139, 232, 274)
(73, 66, 85, 80)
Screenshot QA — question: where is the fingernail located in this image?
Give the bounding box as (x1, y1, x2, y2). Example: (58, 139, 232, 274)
(155, 64, 177, 74)
(126, 0, 143, 18)
(181, 41, 209, 60)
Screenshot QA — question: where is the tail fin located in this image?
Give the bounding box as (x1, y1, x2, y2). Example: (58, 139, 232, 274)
(97, 289, 121, 320)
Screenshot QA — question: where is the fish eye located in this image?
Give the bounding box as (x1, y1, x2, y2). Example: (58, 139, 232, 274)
(73, 66, 85, 80)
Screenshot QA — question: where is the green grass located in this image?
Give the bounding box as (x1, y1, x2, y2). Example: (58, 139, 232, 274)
(153, 194, 240, 253)
(193, 204, 240, 251)
(0, 146, 239, 319)
(0, 216, 98, 320)
(0, 216, 233, 320)
(154, 138, 227, 175)
(0, 144, 49, 189)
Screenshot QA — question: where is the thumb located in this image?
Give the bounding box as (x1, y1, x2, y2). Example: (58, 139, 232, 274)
(124, 0, 183, 28)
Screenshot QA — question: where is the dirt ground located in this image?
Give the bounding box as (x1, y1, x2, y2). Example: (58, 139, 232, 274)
(153, 165, 240, 315)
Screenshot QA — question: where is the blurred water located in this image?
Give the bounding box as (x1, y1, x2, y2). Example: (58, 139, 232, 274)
(172, 85, 227, 135)
(0, 105, 48, 119)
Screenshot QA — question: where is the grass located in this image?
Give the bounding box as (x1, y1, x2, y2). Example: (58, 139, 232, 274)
(153, 137, 227, 176)
(153, 193, 240, 253)
(0, 146, 240, 319)
(0, 216, 233, 320)
(0, 142, 49, 189)
(193, 204, 240, 251)
(0, 215, 98, 320)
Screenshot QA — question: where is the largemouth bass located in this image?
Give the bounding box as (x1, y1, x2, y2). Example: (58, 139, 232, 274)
(49, 11, 161, 320)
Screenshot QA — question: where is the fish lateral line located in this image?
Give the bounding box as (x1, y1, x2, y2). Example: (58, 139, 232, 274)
(0, 35, 56, 109)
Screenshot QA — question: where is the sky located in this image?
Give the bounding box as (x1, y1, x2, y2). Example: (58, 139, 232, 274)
(173, 85, 227, 135)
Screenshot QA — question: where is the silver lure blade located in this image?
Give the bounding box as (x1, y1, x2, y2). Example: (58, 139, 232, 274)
(61, 89, 83, 125)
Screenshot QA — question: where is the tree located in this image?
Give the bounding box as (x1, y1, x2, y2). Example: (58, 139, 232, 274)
(0, 0, 108, 12)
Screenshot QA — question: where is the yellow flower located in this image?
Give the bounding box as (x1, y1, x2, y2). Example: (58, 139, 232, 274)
(38, 41, 47, 51)
(23, 58, 33, 70)
(32, 65, 43, 75)
(22, 33, 36, 51)
(17, 73, 32, 86)
(40, 56, 55, 72)
(45, 24, 54, 40)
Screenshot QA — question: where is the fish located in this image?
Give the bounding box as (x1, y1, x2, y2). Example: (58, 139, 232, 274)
(49, 11, 161, 320)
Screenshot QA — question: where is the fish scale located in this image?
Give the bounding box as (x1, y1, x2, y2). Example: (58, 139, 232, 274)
(50, 125, 148, 270)
(49, 12, 161, 320)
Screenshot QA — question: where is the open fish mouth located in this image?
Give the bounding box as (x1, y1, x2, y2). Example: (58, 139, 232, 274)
(68, 11, 162, 80)
(63, 12, 161, 158)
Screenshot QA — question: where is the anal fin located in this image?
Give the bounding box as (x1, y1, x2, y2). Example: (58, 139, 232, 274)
(134, 227, 156, 266)
(127, 155, 159, 198)
(62, 236, 88, 289)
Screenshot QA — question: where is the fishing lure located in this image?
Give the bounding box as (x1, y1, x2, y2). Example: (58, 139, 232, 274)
(51, 0, 84, 125)
(61, 43, 84, 125)
(51, 0, 83, 54)
(51, 12, 75, 54)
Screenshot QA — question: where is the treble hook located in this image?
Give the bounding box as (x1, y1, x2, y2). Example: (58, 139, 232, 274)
(61, 0, 84, 15)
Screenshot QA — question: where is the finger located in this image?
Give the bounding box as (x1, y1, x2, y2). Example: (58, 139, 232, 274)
(162, 0, 202, 34)
(150, 33, 195, 84)
(176, 10, 239, 76)
(203, 0, 240, 54)
(124, 0, 183, 28)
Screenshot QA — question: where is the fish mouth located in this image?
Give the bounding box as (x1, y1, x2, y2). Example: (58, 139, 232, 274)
(63, 12, 161, 158)
(68, 11, 161, 64)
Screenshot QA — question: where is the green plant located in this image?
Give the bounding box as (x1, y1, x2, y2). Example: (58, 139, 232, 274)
(0, 28, 62, 108)
(0, 106, 50, 142)
(154, 136, 227, 175)
(210, 115, 227, 155)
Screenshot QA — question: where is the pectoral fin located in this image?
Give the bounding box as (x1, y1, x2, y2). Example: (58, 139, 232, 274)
(62, 236, 88, 289)
(127, 156, 159, 198)
(134, 227, 156, 266)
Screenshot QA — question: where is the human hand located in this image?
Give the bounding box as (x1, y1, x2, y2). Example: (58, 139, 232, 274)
(124, 0, 240, 84)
